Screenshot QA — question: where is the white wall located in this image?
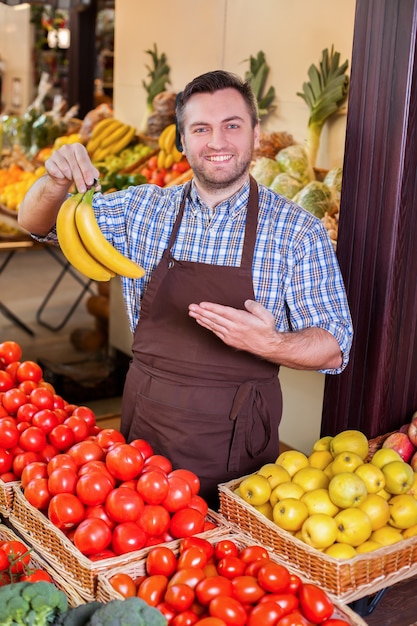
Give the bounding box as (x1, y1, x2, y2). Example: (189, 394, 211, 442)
(0, 3, 32, 114)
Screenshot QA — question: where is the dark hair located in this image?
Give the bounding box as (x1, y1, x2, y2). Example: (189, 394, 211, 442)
(176, 70, 259, 135)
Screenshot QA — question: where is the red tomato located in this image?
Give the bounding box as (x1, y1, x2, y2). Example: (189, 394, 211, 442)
(193, 620, 226, 626)
(68, 440, 105, 467)
(247, 601, 285, 626)
(276, 611, 313, 626)
(0, 370, 14, 392)
(4, 361, 19, 380)
(39, 443, 59, 463)
(216, 556, 246, 579)
(48, 466, 78, 495)
(259, 593, 299, 615)
(20, 461, 48, 488)
(95, 428, 125, 450)
(18, 380, 38, 395)
(106, 443, 145, 481)
(245, 559, 270, 577)
(172, 610, 200, 626)
(64, 415, 89, 443)
(170, 507, 205, 538)
(138, 504, 170, 536)
(0, 417, 19, 449)
(257, 562, 291, 593)
(16, 403, 38, 424)
(32, 409, 59, 434)
(177, 547, 209, 570)
(0, 341, 22, 365)
(209, 596, 247, 626)
(48, 424, 76, 451)
(1, 540, 30, 574)
(162, 475, 192, 513)
(188, 494, 209, 517)
(165, 583, 195, 612)
(16, 361, 43, 384)
(47, 453, 77, 474)
(137, 574, 169, 607)
(20, 569, 53, 583)
(169, 468, 200, 496)
(230, 575, 266, 604)
(316, 621, 350, 626)
(85, 504, 116, 529)
(1, 389, 27, 415)
(19, 425, 47, 452)
(76, 471, 114, 506)
(29, 386, 55, 410)
(0, 449, 13, 474)
(136, 469, 169, 504)
(105, 487, 145, 523)
(214, 540, 239, 561)
(297, 584, 334, 624)
(130, 438, 154, 460)
(195, 576, 234, 606)
(71, 405, 96, 429)
(73, 517, 113, 556)
(144, 454, 173, 474)
(78, 460, 116, 484)
(13, 451, 41, 478)
(111, 521, 147, 555)
(180, 537, 214, 561)
(0, 547, 9, 571)
(108, 572, 137, 598)
(0, 471, 17, 483)
(169, 567, 206, 590)
(287, 574, 302, 595)
(52, 394, 66, 410)
(146, 546, 178, 577)
(24, 477, 52, 509)
(89, 549, 116, 561)
(238, 545, 270, 564)
(48, 493, 85, 530)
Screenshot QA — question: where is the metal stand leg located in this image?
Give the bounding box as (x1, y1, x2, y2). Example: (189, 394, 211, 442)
(35, 246, 95, 332)
(349, 587, 388, 616)
(0, 249, 35, 336)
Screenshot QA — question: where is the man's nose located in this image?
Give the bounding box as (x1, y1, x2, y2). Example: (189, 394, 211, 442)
(206, 128, 226, 149)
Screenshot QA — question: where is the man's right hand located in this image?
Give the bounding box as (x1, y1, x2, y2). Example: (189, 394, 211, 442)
(45, 143, 100, 194)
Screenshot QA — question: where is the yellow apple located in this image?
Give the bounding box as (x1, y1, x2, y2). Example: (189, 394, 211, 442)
(355, 540, 383, 554)
(376, 487, 391, 501)
(402, 523, 417, 539)
(329, 430, 369, 460)
(370, 447, 402, 469)
(406, 472, 417, 498)
(257, 463, 291, 489)
(239, 474, 272, 506)
(328, 472, 368, 508)
(358, 493, 390, 530)
(292, 467, 329, 492)
(324, 462, 335, 480)
(272, 497, 309, 532)
(312, 435, 333, 452)
(331, 451, 364, 474)
(382, 460, 415, 495)
(301, 488, 340, 517)
(270, 481, 305, 506)
(334, 508, 373, 546)
(354, 463, 386, 493)
(301, 513, 338, 549)
(308, 450, 334, 470)
(254, 501, 274, 521)
(388, 494, 417, 529)
(370, 525, 403, 546)
(324, 543, 357, 559)
(275, 450, 309, 477)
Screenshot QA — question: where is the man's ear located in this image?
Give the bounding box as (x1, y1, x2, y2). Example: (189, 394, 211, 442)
(175, 127, 183, 152)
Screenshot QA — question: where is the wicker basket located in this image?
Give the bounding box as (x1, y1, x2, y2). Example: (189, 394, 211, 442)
(0, 523, 84, 607)
(0, 479, 19, 518)
(8, 484, 226, 601)
(218, 475, 417, 603)
(96, 531, 367, 626)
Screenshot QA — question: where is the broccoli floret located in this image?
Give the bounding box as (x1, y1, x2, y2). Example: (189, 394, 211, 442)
(87, 597, 167, 626)
(54, 601, 103, 626)
(0, 582, 31, 626)
(21, 580, 68, 625)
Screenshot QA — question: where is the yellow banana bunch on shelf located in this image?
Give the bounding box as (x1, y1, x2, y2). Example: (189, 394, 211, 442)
(86, 117, 137, 163)
(56, 189, 145, 282)
(157, 123, 183, 169)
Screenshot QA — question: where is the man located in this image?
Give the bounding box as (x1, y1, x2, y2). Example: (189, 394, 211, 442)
(19, 70, 353, 508)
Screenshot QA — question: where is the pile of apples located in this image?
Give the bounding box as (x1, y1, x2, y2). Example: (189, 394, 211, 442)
(237, 427, 417, 559)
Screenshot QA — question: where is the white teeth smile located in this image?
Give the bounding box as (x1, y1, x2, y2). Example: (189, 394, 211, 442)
(207, 155, 232, 162)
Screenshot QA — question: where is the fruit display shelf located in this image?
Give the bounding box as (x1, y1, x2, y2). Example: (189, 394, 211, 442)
(96, 531, 367, 626)
(218, 475, 417, 603)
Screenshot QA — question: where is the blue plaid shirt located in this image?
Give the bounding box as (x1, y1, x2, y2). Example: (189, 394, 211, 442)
(42, 179, 353, 374)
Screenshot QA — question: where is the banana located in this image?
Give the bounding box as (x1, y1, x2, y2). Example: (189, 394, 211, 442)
(86, 119, 123, 155)
(56, 193, 115, 282)
(164, 153, 174, 169)
(75, 190, 145, 279)
(100, 122, 130, 149)
(163, 124, 177, 153)
(171, 144, 184, 163)
(158, 124, 174, 150)
(107, 126, 137, 156)
(157, 149, 167, 169)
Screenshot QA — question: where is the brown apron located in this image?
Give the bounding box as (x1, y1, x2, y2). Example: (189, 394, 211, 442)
(121, 177, 282, 508)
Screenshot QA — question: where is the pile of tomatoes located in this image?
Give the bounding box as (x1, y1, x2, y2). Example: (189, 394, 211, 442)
(0, 341, 214, 559)
(108, 536, 351, 626)
(0, 537, 52, 585)
(141, 155, 191, 187)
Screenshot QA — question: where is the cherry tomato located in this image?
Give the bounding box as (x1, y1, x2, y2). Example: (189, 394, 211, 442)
(68, 440, 105, 467)
(20, 569, 53, 583)
(137, 574, 169, 606)
(230, 575, 266, 604)
(195, 576, 234, 606)
(76, 471, 114, 506)
(19, 425, 47, 452)
(73, 517, 113, 556)
(106, 443, 145, 481)
(109, 572, 137, 598)
(111, 521, 147, 555)
(48, 493, 85, 530)
(216, 556, 246, 579)
(138, 504, 170, 536)
(48, 466, 78, 495)
(1, 540, 30, 574)
(105, 487, 145, 523)
(298, 583, 334, 624)
(214, 540, 239, 561)
(146, 546, 177, 577)
(136, 469, 169, 504)
(257, 562, 291, 593)
(209, 596, 247, 626)
(170, 507, 205, 538)
(16, 361, 43, 383)
(164, 583, 195, 612)
(0, 341, 22, 365)
(247, 601, 285, 626)
(0, 547, 9, 571)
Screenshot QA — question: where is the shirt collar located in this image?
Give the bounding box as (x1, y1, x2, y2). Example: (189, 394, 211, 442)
(188, 179, 251, 219)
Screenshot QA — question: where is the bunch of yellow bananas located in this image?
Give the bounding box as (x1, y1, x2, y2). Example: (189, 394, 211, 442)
(86, 118, 137, 163)
(56, 189, 145, 282)
(157, 123, 183, 169)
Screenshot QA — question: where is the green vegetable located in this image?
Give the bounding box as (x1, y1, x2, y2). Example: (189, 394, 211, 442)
(323, 166, 343, 202)
(85, 597, 167, 626)
(269, 173, 303, 199)
(276, 144, 315, 186)
(244, 50, 276, 119)
(297, 46, 349, 168)
(250, 157, 281, 187)
(0, 580, 68, 626)
(292, 180, 335, 218)
(53, 601, 103, 626)
(140, 44, 171, 132)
